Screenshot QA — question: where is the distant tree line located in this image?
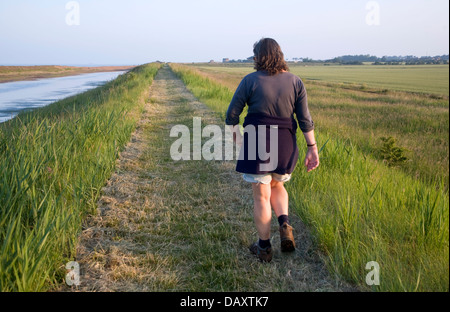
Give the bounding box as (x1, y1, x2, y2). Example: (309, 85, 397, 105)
(328, 55, 378, 64)
(221, 54, 449, 65)
(288, 54, 449, 65)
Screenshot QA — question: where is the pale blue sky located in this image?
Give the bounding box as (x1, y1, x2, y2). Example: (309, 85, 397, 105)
(0, 0, 448, 65)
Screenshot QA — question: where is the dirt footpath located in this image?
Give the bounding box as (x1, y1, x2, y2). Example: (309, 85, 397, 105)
(68, 65, 356, 292)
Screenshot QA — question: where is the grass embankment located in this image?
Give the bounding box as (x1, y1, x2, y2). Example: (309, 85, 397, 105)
(0, 63, 161, 291)
(170, 63, 449, 292)
(0, 65, 135, 83)
(72, 65, 350, 292)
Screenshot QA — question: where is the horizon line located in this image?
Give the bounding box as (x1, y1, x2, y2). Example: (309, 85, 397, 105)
(1, 53, 449, 67)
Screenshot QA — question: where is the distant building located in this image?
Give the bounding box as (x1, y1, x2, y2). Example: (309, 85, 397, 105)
(222, 58, 230, 63)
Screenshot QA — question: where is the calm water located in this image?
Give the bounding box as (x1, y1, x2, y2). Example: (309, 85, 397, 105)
(0, 71, 126, 123)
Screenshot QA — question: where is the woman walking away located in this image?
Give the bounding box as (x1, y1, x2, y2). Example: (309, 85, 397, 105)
(226, 38, 319, 262)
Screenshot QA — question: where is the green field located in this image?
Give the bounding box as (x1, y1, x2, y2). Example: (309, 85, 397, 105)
(193, 63, 450, 96)
(291, 64, 449, 96)
(171, 63, 449, 291)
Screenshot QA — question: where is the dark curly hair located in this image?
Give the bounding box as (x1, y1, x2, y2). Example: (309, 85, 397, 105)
(253, 38, 289, 75)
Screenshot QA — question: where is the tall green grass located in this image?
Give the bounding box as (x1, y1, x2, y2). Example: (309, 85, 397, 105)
(291, 134, 448, 291)
(170, 63, 449, 292)
(0, 63, 161, 291)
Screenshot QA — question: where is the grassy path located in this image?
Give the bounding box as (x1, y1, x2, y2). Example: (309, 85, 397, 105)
(70, 65, 355, 292)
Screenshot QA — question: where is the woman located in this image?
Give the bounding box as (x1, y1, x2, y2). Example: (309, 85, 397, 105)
(226, 38, 319, 262)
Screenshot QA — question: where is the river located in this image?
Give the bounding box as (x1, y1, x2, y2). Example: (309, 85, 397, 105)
(0, 71, 127, 123)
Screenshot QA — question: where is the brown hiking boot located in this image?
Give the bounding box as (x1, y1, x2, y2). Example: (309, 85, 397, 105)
(249, 242, 273, 263)
(279, 222, 296, 252)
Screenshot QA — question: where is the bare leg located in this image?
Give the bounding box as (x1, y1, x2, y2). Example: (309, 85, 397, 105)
(270, 180, 289, 218)
(251, 183, 272, 240)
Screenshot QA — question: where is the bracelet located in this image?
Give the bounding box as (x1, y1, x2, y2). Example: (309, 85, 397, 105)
(307, 143, 317, 147)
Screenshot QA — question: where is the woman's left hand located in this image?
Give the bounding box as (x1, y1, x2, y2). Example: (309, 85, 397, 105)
(304, 145, 320, 172)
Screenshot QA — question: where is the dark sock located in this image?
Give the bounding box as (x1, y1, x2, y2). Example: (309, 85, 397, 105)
(258, 238, 271, 249)
(278, 214, 290, 226)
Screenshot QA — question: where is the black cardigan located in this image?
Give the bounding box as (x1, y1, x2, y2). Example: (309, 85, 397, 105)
(236, 113, 299, 175)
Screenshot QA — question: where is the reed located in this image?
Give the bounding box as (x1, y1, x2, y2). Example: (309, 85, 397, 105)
(0, 63, 161, 291)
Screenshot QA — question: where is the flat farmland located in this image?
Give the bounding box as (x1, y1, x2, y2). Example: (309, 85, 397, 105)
(193, 63, 449, 96)
(292, 64, 449, 96)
